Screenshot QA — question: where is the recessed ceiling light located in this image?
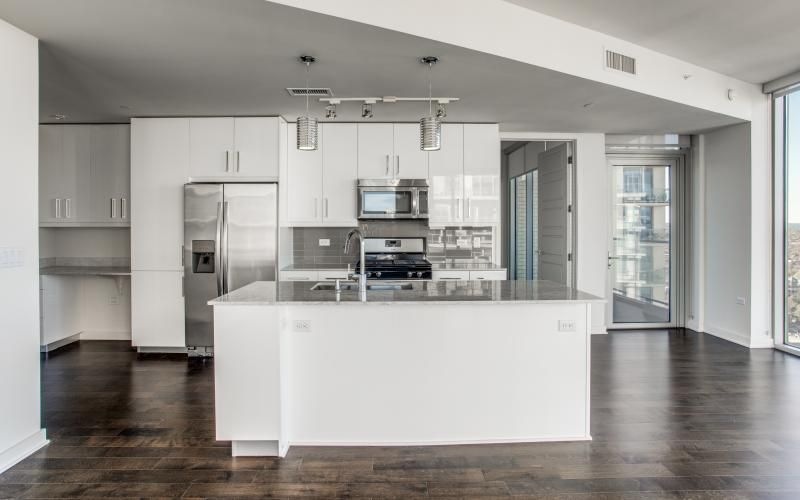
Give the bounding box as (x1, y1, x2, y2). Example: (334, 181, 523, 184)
(49, 113, 67, 120)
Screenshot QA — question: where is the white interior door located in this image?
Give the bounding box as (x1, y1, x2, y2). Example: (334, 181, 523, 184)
(607, 156, 679, 328)
(537, 143, 572, 284)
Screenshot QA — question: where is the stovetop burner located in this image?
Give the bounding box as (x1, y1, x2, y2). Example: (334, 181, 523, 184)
(355, 238, 432, 280)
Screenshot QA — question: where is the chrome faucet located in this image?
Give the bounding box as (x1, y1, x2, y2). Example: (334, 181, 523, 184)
(344, 228, 367, 299)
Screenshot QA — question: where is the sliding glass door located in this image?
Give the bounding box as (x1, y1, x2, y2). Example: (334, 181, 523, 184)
(607, 156, 680, 328)
(775, 89, 800, 352)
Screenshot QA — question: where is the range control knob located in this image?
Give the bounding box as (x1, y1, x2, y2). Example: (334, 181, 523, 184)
(407, 271, 414, 278)
(416, 271, 424, 278)
(366, 272, 372, 278)
(375, 272, 382, 278)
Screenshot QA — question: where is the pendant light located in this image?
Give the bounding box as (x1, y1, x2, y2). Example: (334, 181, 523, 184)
(420, 56, 441, 151)
(297, 55, 318, 151)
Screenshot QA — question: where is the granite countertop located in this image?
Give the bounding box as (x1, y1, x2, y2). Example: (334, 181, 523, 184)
(283, 262, 506, 271)
(40, 266, 131, 276)
(210, 280, 603, 306)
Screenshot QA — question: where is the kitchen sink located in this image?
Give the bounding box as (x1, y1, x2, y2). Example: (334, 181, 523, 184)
(310, 282, 414, 291)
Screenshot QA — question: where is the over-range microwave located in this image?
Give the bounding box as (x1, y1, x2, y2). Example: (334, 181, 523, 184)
(357, 179, 429, 220)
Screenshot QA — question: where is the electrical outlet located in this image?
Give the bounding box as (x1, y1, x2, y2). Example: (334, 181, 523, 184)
(736, 297, 746, 306)
(558, 320, 576, 332)
(294, 320, 311, 332)
(108, 295, 120, 305)
(319, 239, 330, 247)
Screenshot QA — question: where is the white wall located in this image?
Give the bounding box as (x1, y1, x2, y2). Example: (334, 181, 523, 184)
(0, 18, 47, 472)
(502, 132, 608, 334)
(699, 123, 753, 347)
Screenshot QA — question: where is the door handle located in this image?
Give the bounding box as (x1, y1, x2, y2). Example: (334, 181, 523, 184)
(65, 198, 72, 218)
(225, 150, 231, 172)
(324, 198, 329, 218)
(121, 198, 127, 219)
(236, 151, 240, 172)
(55, 198, 61, 219)
(314, 198, 318, 218)
(110, 198, 117, 218)
(466, 198, 471, 218)
(385, 154, 390, 176)
(222, 201, 230, 294)
(396, 155, 400, 177)
(457, 197, 462, 219)
(216, 202, 224, 296)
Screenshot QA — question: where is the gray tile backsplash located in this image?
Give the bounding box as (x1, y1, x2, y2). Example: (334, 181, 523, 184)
(292, 222, 492, 266)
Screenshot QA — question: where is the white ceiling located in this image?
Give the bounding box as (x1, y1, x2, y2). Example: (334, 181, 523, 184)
(0, 0, 742, 133)
(508, 0, 800, 84)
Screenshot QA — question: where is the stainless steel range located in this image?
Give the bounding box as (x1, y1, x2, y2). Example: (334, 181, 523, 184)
(356, 237, 432, 280)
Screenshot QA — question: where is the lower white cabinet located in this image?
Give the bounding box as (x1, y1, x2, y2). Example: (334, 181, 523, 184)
(131, 270, 185, 348)
(469, 270, 508, 280)
(40, 276, 81, 346)
(432, 269, 507, 281)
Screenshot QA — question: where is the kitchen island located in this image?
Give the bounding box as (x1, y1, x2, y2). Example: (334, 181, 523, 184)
(209, 280, 602, 457)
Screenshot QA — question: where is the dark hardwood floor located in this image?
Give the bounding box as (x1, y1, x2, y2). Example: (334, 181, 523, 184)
(1, 330, 799, 498)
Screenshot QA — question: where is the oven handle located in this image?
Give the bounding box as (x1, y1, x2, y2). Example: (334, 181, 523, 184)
(412, 188, 419, 217)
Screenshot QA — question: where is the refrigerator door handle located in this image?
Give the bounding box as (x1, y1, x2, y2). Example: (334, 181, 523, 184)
(216, 201, 224, 297)
(222, 201, 230, 294)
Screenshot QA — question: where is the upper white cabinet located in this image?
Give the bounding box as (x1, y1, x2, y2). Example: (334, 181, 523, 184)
(463, 124, 501, 223)
(285, 123, 358, 227)
(357, 123, 428, 179)
(189, 117, 280, 179)
(429, 124, 464, 225)
(131, 118, 190, 271)
(39, 124, 128, 226)
(321, 124, 358, 225)
(428, 123, 500, 226)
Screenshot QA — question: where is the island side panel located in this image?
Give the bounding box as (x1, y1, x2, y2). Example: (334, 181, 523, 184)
(213, 305, 282, 453)
(284, 302, 590, 445)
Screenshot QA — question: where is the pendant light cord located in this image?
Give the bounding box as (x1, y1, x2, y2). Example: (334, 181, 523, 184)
(305, 61, 310, 115)
(428, 62, 433, 116)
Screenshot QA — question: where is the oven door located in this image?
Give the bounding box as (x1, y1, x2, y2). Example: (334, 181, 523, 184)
(359, 188, 417, 219)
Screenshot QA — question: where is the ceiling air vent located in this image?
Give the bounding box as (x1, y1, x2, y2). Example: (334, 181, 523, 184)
(286, 87, 333, 97)
(605, 50, 636, 75)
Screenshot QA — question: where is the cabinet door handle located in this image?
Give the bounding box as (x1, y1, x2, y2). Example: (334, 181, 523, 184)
(225, 150, 230, 172)
(65, 198, 72, 218)
(440, 277, 462, 280)
(122, 198, 127, 219)
(457, 197, 462, 219)
(55, 198, 61, 219)
(467, 198, 471, 218)
(110, 198, 117, 218)
(396, 155, 400, 176)
(288, 277, 310, 281)
(236, 151, 240, 172)
(314, 198, 318, 218)
(385, 154, 390, 176)
(324, 198, 329, 218)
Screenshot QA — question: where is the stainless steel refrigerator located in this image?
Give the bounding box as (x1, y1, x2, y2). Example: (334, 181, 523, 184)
(184, 183, 277, 352)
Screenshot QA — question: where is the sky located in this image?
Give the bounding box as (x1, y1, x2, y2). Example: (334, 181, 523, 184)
(788, 92, 800, 224)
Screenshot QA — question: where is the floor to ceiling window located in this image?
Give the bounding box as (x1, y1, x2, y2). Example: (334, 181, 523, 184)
(775, 88, 800, 351)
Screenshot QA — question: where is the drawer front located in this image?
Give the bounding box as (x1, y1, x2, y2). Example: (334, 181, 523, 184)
(470, 270, 507, 281)
(280, 270, 319, 282)
(318, 270, 350, 280)
(432, 270, 471, 281)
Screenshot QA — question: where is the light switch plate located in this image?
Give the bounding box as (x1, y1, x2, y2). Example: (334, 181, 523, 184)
(319, 239, 331, 247)
(294, 320, 311, 332)
(558, 320, 576, 332)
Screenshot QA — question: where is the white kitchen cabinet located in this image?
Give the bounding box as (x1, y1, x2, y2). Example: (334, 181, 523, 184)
(131, 118, 190, 271)
(189, 117, 281, 179)
(428, 124, 464, 225)
(39, 125, 92, 224)
(393, 123, 428, 179)
(131, 270, 185, 348)
(357, 123, 394, 179)
(318, 269, 351, 280)
(470, 270, 507, 280)
(234, 117, 280, 178)
(431, 270, 471, 281)
(280, 270, 319, 282)
(286, 123, 323, 224)
(40, 124, 130, 226)
(463, 124, 501, 223)
(321, 123, 358, 225)
(189, 118, 234, 178)
(90, 125, 130, 224)
(40, 275, 81, 347)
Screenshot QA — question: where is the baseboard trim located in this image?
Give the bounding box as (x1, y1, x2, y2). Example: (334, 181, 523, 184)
(703, 323, 751, 348)
(40, 334, 80, 352)
(0, 429, 48, 474)
(80, 330, 131, 341)
(290, 435, 592, 448)
(136, 346, 188, 354)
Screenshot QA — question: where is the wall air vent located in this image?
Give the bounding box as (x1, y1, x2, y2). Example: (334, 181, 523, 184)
(286, 87, 333, 97)
(605, 50, 636, 75)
